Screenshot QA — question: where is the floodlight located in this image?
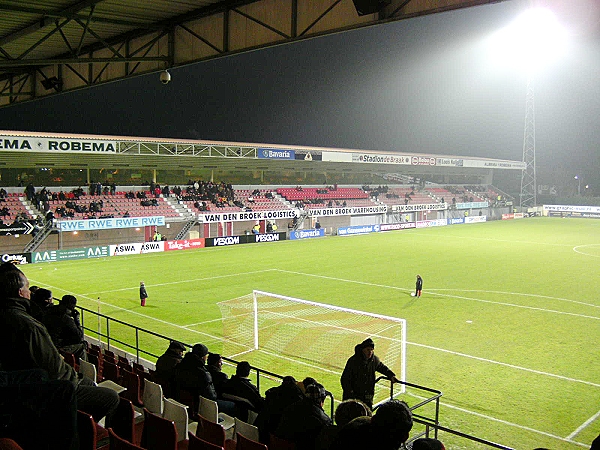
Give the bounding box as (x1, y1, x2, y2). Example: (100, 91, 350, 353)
(489, 7, 567, 72)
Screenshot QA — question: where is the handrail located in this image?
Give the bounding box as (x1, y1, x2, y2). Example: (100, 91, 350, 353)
(411, 417, 515, 450)
(78, 305, 510, 448)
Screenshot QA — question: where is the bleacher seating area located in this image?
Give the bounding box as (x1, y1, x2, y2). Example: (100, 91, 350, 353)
(48, 193, 180, 219)
(0, 193, 34, 223)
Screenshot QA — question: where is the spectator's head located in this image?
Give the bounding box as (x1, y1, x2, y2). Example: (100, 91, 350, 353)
(412, 437, 445, 450)
(305, 382, 327, 407)
(31, 287, 53, 306)
(281, 375, 296, 386)
(0, 263, 29, 300)
(168, 341, 186, 357)
(207, 353, 223, 368)
(332, 416, 373, 449)
(29, 285, 39, 294)
(335, 399, 372, 427)
(371, 400, 413, 449)
(360, 338, 375, 359)
(592, 433, 600, 450)
(60, 294, 77, 309)
(192, 343, 209, 361)
(236, 361, 251, 377)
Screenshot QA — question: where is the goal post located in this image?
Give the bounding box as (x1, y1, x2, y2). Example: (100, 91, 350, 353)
(217, 290, 407, 393)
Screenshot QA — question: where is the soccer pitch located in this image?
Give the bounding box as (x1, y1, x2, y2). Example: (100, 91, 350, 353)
(23, 218, 600, 449)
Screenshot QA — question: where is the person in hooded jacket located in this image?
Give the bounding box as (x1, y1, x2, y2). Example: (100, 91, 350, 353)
(154, 341, 186, 397)
(340, 338, 399, 408)
(42, 294, 87, 361)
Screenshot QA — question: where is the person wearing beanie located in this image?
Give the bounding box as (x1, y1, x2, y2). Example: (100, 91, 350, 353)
(42, 294, 87, 361)
(340, 338, 399, 408)
(275, 382, 332, 450)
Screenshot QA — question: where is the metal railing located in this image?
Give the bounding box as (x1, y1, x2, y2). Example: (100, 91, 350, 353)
(79, 305, 511, 448)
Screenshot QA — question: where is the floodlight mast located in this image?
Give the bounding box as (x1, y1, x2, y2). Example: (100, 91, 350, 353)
(520, 72, 536, 209)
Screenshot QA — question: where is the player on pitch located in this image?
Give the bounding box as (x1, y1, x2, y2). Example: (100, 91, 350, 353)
(414, 275, 423, 298)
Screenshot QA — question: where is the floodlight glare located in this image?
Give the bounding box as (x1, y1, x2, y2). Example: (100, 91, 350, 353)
(489, 7, 567, 72)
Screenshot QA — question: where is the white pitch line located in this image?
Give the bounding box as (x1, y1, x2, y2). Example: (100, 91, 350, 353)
(429, 289, 599, 310)
(274, 269, 600, 321)
(80, 268, 276, 295)
(408, 341, 600, 388)
(565, 409, 600, 440)
(406, 392, 589, 448)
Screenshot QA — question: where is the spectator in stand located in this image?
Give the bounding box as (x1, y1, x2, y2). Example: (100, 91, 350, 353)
(315, 399, 371, 450)
(412, 437, 446, 449)
(0, 263, 119, 426)
(42, 294, 88, 361)
(340, 338, 399, 408)
(224, 361, 265, 419)
(275, 382, 332, 450)
(207, 353, 229, 399)
(30, 287, 53, 321)
(173, 343, 236, 416)
(154, 341, 186, 396)
(330, 399, 412, 450)
(255, 375, 304, 444)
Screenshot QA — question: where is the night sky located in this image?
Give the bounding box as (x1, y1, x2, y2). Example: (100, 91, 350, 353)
(1, 0, 599, 189)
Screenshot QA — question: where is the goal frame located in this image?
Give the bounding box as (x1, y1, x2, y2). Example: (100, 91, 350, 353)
(250, 289, 407, 386)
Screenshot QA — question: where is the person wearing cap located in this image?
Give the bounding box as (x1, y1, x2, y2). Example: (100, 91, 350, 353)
(173, 343, 236, 416)
(154, 341, 186, 396)
(140, 281, 148, 307)
(340, 338, 399, 408)
(42, 294, 87, 361)
(275, 382, 332, 450)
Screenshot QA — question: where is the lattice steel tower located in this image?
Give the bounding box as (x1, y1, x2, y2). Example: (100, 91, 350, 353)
(520, 73, 536, 208)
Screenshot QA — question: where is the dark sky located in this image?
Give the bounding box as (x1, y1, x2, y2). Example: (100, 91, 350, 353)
(1, 0, 599, 186)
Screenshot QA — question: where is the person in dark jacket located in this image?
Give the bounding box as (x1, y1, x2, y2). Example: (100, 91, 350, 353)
(224, 361, 265, 412)
(415, 274, 423, 298)
(42, 294, 87, 361)
(30, 287, 53, 321)
(340, 338, 399, 408)
(206, 353, 229, 398)
(154, 341, 186, 397)
(173, 343, 236, 416)
(0, 263, 119, 426)
(255, 375, 305, 444)
(275, 382, 332, 450)
(330, 399, 413, 450)
(140, 281, 148, 307)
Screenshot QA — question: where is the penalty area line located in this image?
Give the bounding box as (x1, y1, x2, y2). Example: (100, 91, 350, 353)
(565, 409, 600, 440)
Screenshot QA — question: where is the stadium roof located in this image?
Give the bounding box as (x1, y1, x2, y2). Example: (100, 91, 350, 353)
(0, 129, 524, 178)
(0, 0, 507, 108)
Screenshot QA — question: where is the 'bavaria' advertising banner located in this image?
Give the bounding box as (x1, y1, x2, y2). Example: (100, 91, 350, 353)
(289, 229, 325, 240)
(258, 148, 295, 159)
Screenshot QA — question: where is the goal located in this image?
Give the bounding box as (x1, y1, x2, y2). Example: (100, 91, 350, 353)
(217, 290, 406, 391)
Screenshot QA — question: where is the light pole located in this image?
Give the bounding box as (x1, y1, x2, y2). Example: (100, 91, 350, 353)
(574, 175, 581, 195)
(489, 6, 567, 209)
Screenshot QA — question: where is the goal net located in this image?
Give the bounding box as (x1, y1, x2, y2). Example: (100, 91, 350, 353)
(217, 290, 406, 394)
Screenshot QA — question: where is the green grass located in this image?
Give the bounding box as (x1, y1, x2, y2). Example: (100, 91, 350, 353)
(23, 217, 600, 449)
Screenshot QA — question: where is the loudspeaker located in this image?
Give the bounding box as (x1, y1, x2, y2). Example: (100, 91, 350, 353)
(352, 0, 390, 16)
